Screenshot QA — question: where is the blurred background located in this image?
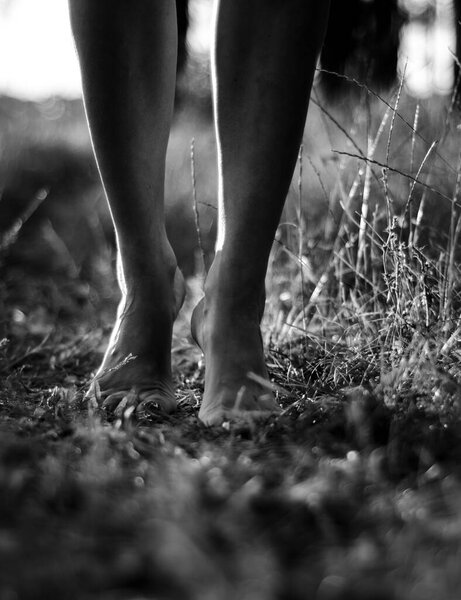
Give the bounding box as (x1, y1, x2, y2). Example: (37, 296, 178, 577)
(0, 0, 460, 288)
(3, 5, 461, 598)
(0, 0, 456, 99)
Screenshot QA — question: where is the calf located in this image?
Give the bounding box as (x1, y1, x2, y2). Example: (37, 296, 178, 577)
(69, 0, 330, 424)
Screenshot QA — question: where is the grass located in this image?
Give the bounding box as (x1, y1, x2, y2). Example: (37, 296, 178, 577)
(1, 85, 461, 599)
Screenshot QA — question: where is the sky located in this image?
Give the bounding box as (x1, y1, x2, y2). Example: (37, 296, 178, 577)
(0, 0, 455, 100)
(0, 0, 213, 99)
(0, 0, 80, 98)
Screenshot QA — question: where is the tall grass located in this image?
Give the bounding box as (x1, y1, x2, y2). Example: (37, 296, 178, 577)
(265, 85, 461, 418)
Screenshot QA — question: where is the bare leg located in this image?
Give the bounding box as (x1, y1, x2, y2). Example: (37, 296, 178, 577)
(69, 0, 185, 412)
(193, 0, 330, 424)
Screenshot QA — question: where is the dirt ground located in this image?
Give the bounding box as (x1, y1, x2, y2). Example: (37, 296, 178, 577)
(1, 94, 461, 600)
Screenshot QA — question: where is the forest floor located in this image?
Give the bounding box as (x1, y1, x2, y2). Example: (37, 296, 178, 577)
(1, 92, 461, 600)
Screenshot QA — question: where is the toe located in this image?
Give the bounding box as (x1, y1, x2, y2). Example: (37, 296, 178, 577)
(85, 379, 101, 403)
(136, 390, 177, 414)
(98, 386, 177, 415)
(113, 393, 134, 417)
(199, 407, 225, 426)
(102, 391, 128, 411)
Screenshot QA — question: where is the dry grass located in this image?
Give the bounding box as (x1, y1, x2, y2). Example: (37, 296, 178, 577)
(1, 87, 461, 599)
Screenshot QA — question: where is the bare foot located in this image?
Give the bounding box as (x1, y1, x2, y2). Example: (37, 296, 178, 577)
(191, 294, 281, 425)
(88, 266, 186, 415)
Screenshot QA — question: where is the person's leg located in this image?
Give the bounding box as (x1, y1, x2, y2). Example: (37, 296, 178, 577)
(69, 0, 184, 412)
(193, 0, 330, 424)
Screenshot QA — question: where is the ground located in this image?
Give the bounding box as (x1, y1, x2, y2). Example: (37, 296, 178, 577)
(1, 91, 461, 599)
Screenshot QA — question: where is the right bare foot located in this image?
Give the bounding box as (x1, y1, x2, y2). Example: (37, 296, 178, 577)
(191, 277, 281, 425)
(88, 264, 186, 415)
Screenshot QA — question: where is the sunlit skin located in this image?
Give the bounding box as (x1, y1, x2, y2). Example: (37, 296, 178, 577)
(68, 0, 330, 425)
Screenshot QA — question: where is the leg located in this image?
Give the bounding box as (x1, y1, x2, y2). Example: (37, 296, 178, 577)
(69, 0, 185, 412)
(193, 0, 330, 424)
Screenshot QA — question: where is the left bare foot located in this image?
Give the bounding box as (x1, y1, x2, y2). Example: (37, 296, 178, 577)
(191, 294, 281, 425)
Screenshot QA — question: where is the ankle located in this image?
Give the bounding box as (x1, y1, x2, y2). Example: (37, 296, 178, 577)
(204, 261, 266, 321)
(118, 246, 178, 290)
